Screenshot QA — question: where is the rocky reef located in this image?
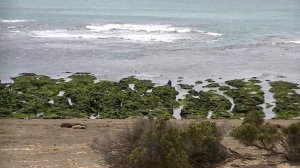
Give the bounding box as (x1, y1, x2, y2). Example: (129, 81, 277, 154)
(0, 74, 299, 119)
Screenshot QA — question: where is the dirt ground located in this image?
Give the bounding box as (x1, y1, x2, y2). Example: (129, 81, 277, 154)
(0, 119, 300, 168)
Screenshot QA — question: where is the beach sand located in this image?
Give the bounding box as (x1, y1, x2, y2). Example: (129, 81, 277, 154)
(1, 119, 300, 168)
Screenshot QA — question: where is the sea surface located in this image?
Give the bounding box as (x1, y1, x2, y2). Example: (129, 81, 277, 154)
(0, 0, 300, 83)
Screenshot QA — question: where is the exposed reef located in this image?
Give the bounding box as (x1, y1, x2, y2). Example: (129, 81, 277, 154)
(269, 81, 300, 119)
(224, 79, 264, 117)
(181, 90, 234, 119)
(0, 74, 299, 119)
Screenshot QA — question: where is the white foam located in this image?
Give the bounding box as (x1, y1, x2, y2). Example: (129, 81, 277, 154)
(204, 32, 223, 36)
(288, 41, 300, 44)
(31, 29, 181, 42)
(120, 33, 181, 42)
(272, 41, 300, 45)
(31, 29, 108, 39)
(1, 19, 35, 23)
(29, 24, 222, 42)
(86, 24, 192, 33)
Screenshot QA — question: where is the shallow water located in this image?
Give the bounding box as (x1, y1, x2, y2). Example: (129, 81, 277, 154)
(0, 0, 300, 83)
(258, 81, 277, 119)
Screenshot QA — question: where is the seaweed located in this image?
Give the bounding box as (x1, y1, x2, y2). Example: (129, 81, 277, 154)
(178, 84, 194, 90)
(181, 90, 233, 119)
(269, 81, 300, 119)
(224, 79, 264, 116)
(203, 83, 220, 88)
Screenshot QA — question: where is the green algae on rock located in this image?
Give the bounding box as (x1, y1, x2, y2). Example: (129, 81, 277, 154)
(269, 81, 300, 119)
(178, 84, 194, 90)
(203, 83, 220, 88)
(224, 79, 264, 116)
(0, 74, 178, 119)
(219, 86, 231, 91)
(1, 74, 299, 120)
(181, 90, 233, 119)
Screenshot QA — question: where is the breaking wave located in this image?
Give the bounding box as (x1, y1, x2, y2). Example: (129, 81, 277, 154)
(86, 24, 192, 33)
(29, 24, 223, 42)
(1, 19, 35, 23)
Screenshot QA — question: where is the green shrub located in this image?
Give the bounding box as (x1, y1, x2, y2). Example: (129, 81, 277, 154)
(283, 122, 300, 162)
(258, 123, 282, 149)
(230, 123, 261, 145)
(231, 111, 282, 150)
(243, 111, 264, 126)
(93, 118, 228, 168)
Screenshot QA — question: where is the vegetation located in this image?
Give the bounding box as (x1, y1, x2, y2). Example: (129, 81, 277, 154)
(231, 111, 300, 162)
(282, 122, 300, 162)
(269, 81, 300, 119)
(92, 117, 229, 168)
(181, 90, 234, 119)
(219, 86, 231, 91)
(1, 74, 299, 119)
(203, 82, 220, 88)
(230, 111, 282, 150)
(0, 74, 178, 119)
(224, 79, 264, 117)
(178, 84, 194, 90)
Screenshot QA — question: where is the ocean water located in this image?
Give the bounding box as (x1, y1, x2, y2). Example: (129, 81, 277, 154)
(0, 0, 300, 82)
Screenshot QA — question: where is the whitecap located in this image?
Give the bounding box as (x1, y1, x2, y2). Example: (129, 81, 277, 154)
(287, 41, 300, 44)
(29, 24, 222, 43)
(119, 33, 181, 42)
(86, 24, 192, 33)
(31, 29, 108, 39)
(204, 32, 223, 37)
(1, 19, 35, 23)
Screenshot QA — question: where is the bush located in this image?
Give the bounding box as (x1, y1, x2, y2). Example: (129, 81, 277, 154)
(243, 111, 264, 126)
(92, 117, 228, 168)
(283, 122, 300, 162)
(181, 121, 228, 167)
(231, 111, 282, 150)
(258, 123, 282, 149)
(230, 123, 261, 145)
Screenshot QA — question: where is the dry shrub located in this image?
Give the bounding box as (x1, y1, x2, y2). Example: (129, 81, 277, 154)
(91, 116, 229, 168)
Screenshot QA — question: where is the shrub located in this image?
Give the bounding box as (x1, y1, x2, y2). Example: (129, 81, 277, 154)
(181, 121, 228, 167)
(283, 122, 300, 162)
(92, 117, 228, 168)
(258, 123, 282, 149)
(231, 111, 282, 150)
(243, 111, 264, 126)
(230, 123, 261, 145)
